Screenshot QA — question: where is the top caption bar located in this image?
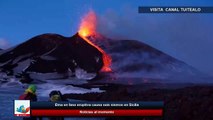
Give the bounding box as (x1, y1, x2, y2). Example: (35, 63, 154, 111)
(138, 7, 213, 13)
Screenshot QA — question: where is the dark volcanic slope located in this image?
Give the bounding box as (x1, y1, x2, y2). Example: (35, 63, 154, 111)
(0, 33, 103, 75)
(0, 33, 205, 82)
(105, 39, 202, 81)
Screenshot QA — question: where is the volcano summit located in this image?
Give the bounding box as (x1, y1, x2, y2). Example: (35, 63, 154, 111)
(0, 33, 105, 80)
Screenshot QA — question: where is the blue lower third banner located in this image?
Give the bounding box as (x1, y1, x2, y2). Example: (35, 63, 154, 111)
(29, 101, 164, 117)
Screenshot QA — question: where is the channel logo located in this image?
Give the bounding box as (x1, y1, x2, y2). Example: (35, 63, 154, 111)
(14, 100, 30, 117)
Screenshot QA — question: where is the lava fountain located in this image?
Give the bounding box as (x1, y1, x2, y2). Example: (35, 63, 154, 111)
(78, 10, 112, 72)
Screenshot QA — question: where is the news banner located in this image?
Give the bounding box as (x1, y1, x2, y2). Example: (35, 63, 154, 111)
(16, 101, 164, 117)
(138, 6, 213, 13)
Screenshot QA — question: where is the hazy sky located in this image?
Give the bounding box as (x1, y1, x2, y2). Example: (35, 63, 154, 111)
(0, 0, 213, 75)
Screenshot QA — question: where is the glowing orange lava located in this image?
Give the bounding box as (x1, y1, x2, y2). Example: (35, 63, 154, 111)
(78, 10, 112, 72)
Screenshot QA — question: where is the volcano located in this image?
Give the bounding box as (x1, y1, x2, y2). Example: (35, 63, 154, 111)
(0, 33, 105, 79)
(0, 32, 202, 82)
(0, 10, 204, 82)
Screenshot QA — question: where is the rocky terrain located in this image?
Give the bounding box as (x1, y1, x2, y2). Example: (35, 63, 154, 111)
(64, 83, 213, 120)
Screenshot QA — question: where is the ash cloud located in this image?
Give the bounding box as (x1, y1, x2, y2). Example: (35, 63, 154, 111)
(96, 7, 213, 75)
(0, 38, 10, 49)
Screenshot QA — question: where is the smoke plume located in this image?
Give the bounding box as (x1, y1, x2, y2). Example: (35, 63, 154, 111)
(0, 38, 10, 49)
(96, 7, 213, 75)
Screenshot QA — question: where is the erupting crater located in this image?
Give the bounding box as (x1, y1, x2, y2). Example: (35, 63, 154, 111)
(78, 10, 112, 72)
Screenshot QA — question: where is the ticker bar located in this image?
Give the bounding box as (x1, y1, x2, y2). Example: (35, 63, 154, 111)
(31, 101, 164, 109)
